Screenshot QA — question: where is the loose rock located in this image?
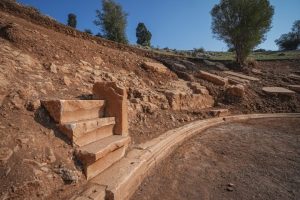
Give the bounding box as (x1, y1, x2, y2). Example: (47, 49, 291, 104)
(0, 147, 13, 163)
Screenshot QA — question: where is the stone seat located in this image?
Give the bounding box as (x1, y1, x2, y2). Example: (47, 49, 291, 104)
(59, 117, 116, 147)
(196, 70, 228, 86)
(224, 71, 259, 81)
(288, 85, 300, 93)
(41, 100, 105, 124)
(227, 75, 250, 84)
(262, 87, 295, 95)
(76, 135, 131, 180)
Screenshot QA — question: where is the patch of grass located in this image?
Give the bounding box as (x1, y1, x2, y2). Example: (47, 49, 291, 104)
(209, 50, 300, 61)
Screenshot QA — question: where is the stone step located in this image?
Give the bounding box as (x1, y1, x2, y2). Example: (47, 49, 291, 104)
(59, 117, 116, 147)
(262, 87, 295, 95)
(226, 75, 250, 84)
(288, 85, 300, 93)
(77, 135, 130, 180)
(41, 100, 105, 124)
(196, 70, 228, 86)
(224, 71, 259, 81)
(289, 74, 300, 81)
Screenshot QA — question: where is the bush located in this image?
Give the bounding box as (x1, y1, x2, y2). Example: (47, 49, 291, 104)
(84, 29, 92, 35)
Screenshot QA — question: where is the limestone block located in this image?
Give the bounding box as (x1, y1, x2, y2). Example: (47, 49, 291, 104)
(93, 82, 128, 136)
(196, 70, 228, 86)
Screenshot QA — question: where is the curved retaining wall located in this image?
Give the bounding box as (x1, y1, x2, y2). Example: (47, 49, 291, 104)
(72, 113, 300, 200)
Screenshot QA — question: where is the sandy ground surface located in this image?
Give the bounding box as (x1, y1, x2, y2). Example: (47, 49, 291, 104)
(131, 118, 300, 200)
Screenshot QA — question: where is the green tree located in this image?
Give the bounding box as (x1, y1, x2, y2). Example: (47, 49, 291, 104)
(94, 0, 128, 43)
(136, 23, 152, 46)
(275, 20, 300, 50)
(84, 29, 93, 35)
(211, 0, 274, 66)
(67, 13, 77, 28)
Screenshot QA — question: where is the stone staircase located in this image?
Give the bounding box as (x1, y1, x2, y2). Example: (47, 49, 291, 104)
(41, 82, 130, 180)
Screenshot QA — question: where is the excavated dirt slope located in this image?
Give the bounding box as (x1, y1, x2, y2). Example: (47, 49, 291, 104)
(0, 1, 299, 199)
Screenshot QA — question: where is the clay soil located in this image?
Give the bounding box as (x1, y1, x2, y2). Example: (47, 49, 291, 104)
(131, 118, 300, 200)
(0, 1, 300, 199)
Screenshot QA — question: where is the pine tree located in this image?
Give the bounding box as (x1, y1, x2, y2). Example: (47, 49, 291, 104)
(67, 13, 77, 28)
(136, 23, 152, 46)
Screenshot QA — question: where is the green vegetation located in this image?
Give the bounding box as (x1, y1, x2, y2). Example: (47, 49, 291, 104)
(207, 50, 300, 61)
(94, 0, 128, 44)
(275, 20, 300, 50)
(84, 29, 93, 35)
(136, 23, 152, 46)
(211, 0, 274, 66)
(67, 13, 77, 28)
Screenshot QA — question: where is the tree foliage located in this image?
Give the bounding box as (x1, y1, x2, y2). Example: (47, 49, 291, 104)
(67, 13, 77, 28)
(84, 29, 93, 35)
(94, 0, 128, 43)
(211, 0, 274, 66)
(275, 20, 300, 50)
(136, 23, 152, 46)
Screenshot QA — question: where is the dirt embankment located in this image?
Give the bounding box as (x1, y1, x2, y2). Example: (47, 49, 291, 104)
(0, 1, 299, 199)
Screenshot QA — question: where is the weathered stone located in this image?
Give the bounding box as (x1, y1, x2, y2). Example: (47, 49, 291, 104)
(196, 71, 228, 86)
(215, 62, 229, 71)
(44, 81, 55, 91)
(59, 117, 115, 147)
(93, 82, 128, 136)
(0, 94, 6, 107)
(63, 76, 71, 86)
(44, 63, 57, 74)
(54, 167, 78, 184)
(77, 135, 130, 180)
(187, 82, 209, 95)
(210, 109, 230, 117)
(227, 76, 250, 85)
(288, 85, 300, 93)
(251, 68, 262, 75)
(41, 100, 105, 124)
(289, 74, 300, 81)
(94, 57, 104, 65)
(164, 90, 214, 111)
(224, 71, 259, 81)
(80, 60, 91, 66)
(226, 84, 245, 98)
(142, 62, 169, 74)
(45, 147, 56, 163)
(77, 113, 300, 200)
(173, 63, 186, 71)
(203, 60, 215, 66)
(26, 99, 40, 111)
(262, 87, 295, 95)
(0, 147, 13, 163)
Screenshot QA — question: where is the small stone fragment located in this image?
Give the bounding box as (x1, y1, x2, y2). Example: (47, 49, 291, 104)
(45, 147, 56, 163)
(0, 147, 13, 163)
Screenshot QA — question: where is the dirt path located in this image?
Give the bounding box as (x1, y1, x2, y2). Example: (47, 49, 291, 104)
(131, 118, 300, 200)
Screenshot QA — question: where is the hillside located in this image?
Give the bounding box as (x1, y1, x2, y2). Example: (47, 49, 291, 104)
(0, 1, 300, 199)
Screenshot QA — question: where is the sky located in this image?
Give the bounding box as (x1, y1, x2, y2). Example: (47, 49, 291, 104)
(17, 0, 300, 51)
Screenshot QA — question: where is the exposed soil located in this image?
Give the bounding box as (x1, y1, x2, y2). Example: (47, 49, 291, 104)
(0, 1, 299, 199)
(131, 118, 300, 200)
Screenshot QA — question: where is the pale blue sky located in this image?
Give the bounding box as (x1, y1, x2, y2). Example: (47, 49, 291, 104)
(17, 0, 300, 51)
